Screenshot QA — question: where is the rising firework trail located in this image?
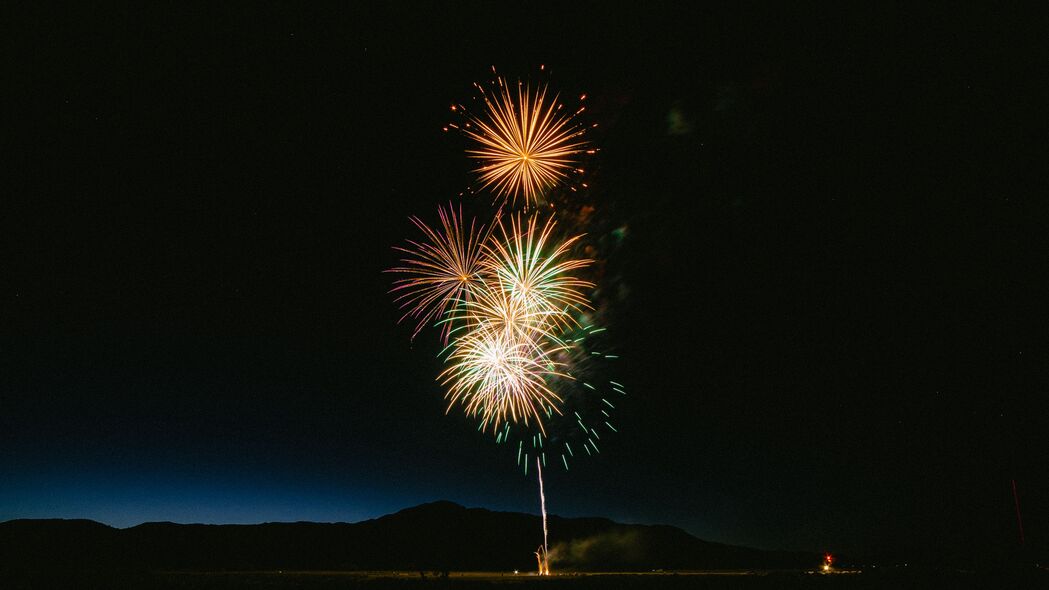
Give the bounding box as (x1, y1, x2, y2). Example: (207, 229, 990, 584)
(536, 456, 550, 575)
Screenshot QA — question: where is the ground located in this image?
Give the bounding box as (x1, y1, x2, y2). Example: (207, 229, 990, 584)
(7, 569, 1046, 590)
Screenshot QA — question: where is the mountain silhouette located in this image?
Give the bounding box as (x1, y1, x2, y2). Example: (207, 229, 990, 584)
(1, 501, 817, 574)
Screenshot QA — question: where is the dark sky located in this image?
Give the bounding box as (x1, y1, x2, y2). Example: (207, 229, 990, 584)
(4, 4, 1046, 563)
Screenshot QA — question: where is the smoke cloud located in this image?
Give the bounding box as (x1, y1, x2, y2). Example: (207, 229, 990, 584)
(548, 530, 645, 569)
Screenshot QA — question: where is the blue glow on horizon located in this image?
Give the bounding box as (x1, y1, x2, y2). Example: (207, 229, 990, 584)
(0, 469, 439, 528)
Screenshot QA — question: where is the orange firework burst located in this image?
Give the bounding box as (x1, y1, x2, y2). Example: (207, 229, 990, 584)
(464, 78, 588, 206)
(387, 204, 491, 342)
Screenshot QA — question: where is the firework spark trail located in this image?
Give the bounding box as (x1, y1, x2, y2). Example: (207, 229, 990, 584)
(464, 78, 589, 207)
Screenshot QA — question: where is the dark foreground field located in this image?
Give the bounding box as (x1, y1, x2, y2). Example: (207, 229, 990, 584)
(7, 569, 1047, 590)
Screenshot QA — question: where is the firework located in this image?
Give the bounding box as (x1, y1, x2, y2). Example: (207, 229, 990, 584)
(434, 210, 598, 435)
(388, 204, 490, 342)
(440, 212, 593, 344)
(388, 72, 620, 479)
(438, 321, 568, 434)
(463, 78, 589, 207)
(483, 213, 594, 332)
(389, 206, 619, 467)
(497, 320, 625, 473)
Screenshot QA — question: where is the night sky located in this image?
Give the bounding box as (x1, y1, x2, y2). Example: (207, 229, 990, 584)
(5, 5, 1046, 563)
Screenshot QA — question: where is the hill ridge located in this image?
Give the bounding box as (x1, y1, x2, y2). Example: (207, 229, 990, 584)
(1, 501, 818, 573)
